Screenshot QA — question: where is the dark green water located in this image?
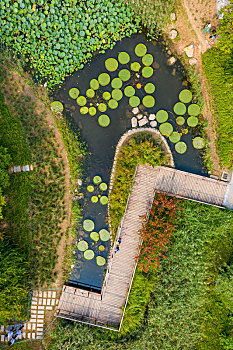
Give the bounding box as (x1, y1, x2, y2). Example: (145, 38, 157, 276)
(55, 34, 207, 292)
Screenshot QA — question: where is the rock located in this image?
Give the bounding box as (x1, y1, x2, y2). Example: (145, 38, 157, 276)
(137, 113, 143, 120)
(131, 117, 137, 128)
(184, 44, 194, 58)
(169, 29, 177, 40)
(189, 57, 197, 65)
(170, 12, 176, 21)
(150, 121, 157, 128)
(132, 107, 139, 115)
(138, 116, 148, 127)
(168, 56, 176, 65)
(77, 179, 82, 186)
(149, 114, 156, 121)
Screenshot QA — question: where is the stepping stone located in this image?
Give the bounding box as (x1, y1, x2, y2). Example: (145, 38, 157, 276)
(36, 332, 43, 336)
(150, 121, 157, 128)
(136, 114, 143, 120)
(22, 166, 26, 172)
(24, 165, 30, 171)
(22, 332, 26, 338)
(138, 117, 148, 127)
(169, 29, 177, 39)
(149, 114, 156, 121)
(1, 325, 4, 332)
(32, 333, 36, 339)
(39, 292, 43, 298)
(132, 107, 139, 115)
(1, 335, 5, 342)
(13, 166, 17, 173)
(31, 301, 37, 305)
(51, 299, 55, 306)
(48, 291, 52, 298)
(32, 297, 37, 302)
(16, 166, 21, 172)
(27, 333, 31, 339)
(43, 292, 47, 298)
(36, 328, 43, 332)
(47, 299, 51, 306)
(32, 324, 36, 331)
(46, 306, 53, 311)
(43, 299, 47, 306)
(38, 298, 43, 305)
(38, 310, 44, 314)
(37, 315, 44, 319)
(30, 319, 36, 323)
(52, 292, 56, 298)
(37, 319, 44, 324)
(36, 336, 43, 339)
(31, 305, 37, 310)
(27, 323, 31, 330)
(29, 164, 33, 171)
(38, 306, 45, 310)
(131, 117, 137, 128)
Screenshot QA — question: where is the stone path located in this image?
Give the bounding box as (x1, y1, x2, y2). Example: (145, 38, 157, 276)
(9, 164, 33, 174)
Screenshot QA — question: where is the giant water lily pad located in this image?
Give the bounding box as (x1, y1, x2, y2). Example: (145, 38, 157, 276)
(89, 107, 96, 116)
(86, 89, 95, 98)
(90, 79, 99, 90)
(69, 88, 80, 99)
(192, 137, 205, 149)
(84, 249, 94, 260)
(169, 132, 181, 143)
(99, 229, 110, 242)
(176, 116, 185, 125)
(142, 66, 153, 78)
(98, 103, 107, 112)
(77, 240, 88, 252)
(119, 69, 130, 81)
(91, 196, 98, 203)
(124, 86, 135, 97)
(144, 83, 155, 94)
(87, 185, 94, 192)
(77, 96, 87, 106)
(112, 89, 123, 101)
(179, 89, 192, 103)
(129, 96, 140, 108)
(100, 196, 108, 205)
(96, 256, 106, 266)
(156, 110, 168, 123)
(90, 231, 99, 242)
(118, 52, 130, 64)
(173, 102, 186, 115)
(130, 62, 141, 72)
(80, 106, 89, 114)
(51, 101, 64, 113)
(175, 141, 187, 154)
(111, 78, 123, 89)
(103, 91, 111, 101)
(187, 116, 198, 127)
(188, 104, 200, 116)
(142, 54, 153, 66)
(159, 122, 173, 136)
(108, 99, 118, 109)
(100, 183, 108, 191)
(105, 58, 118, 72)
(83, 219, 95, 232)
(93, 176, 102, 184)
(98, 73, 110, 86)
(142, 95, 155, 108)
(135, 43, 147, 57)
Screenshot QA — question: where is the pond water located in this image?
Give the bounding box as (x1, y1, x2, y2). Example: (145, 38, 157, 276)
(54, 34, 207, 292)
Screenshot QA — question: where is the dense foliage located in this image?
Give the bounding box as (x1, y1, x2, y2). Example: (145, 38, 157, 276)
(217, 5, 233, 54)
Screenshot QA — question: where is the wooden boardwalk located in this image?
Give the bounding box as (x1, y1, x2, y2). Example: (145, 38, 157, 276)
(57, 165, 232, 330)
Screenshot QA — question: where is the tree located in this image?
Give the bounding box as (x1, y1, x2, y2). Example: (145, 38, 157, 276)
(217, 5, 233, 55)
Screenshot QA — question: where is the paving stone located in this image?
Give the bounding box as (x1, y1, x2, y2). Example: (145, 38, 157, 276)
(31, 310, 37, 314)
(38, 298, 43, 305)
(36, 336, 43, 339)
(32, 333, 36, 339)
(39, 291, 43, 297)
(22, 332, 26, 338)
(48, 291, 52, 298)
(52, 292, 56, 298)
(37, 319, 44, 324)
(32, 297, 37, 301)
(18, 334, 22, 340)
(37, 328, 43, 332)
(43, 292, 47, 298)
(30, 319, 36, 323)
(31, 301, 37, 305)
(27, 323, 31, 330)
(37, 315, 44, 319)
(47, 299, 51, 306)
(46, 306, 53, 311)
(1, 335, 5, 342)
(36, 332, 43, 336)
(56, 299, 59, 305)
(43, 299, 47, 306)
(38, 310, 44, 315)
(38, 306, 45, 310)
(51, 299, 55, 306)
(32, 324, 36, 331)
(31, 305, 37, 310)
(27, 333, 31, 339)
(33, 291, 39, 297)
(1, 325, 4, 332)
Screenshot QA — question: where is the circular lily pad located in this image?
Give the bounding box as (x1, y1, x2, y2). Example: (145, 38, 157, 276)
(91, 196, 98, 203)
(80, 106, 89, 114)
(100, 183, 108, 191)
(175, 141, 187, 154)
(156, 110, 168, 123)
(84, 249, 94, 260)
(98, 73, 110, 86)
(51, 101, 63, 113)
(108, 99, 118, 109)
(143, 95, 155, 108)
(98, 103, 107, 112)
(111, 78, 122, 89)
(105, 58, 118, 72)
(83, 219, 95, 232)
(69, 88, 80, 99)
(174, 102, 186, 115)
(100, 196, 108, 205)
(176, 116, 185, 125)
(87, 185, 94, 192)
(135, 43, 147, 57)
(130, 62, 141, 72)
(142, 54, 153, 66)
(96, 256, 106, 266)
(124, 86, 135, 97)
(188, 104, 200, 116)
(86, 89, 95, 98)
(118, 52, 130, 64)
(142, 67, 153, 78)
(103, 91, 111, 101)
(98, 245, 105, 252)
(144, 83, 155, 94)
(179, 89, 192, 103)
(90, 231, 99, 242)
(99, 229, 110, 242)
(90, 79, 99, 90)
(192, 137, 205, 149)
(129, 96, 140, 108)
(119, 69, 130, 82)
(169, 132, 181, 143)
(93, 176, 102, 185)
(112, 89, 123, 101)
(159, 122, 173, 136)
(187, 116, 198, 127)
(89, 107, 96, 116)
(77, 240, 88, 252)
(77, 96, 87, 106)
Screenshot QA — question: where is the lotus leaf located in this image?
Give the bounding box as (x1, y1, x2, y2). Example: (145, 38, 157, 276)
(86, 89, 95, 98)
(187, 116, 198, 127)
(119, 69, 130, 82)
(142, 54, 153, 66)
(98, 73, 110, 86)
(179, 89, 192, 103)
(98, 245, 105, 252)
(90, 79, 99, 90)
(87, 185, 94, 192)
(69, 88, 80, 99)
(99, 183, 108, 191)
(135, 43, 147, 57)
(143, 95, 155, 108)
(90, 231, 99, 242)
(51, 101, 64, 113)
(98, 114, 110, 127)
(176, 116, 185, 125)
(175, 141, 187, 154)
(169, 132, 181, 143)
(130, 62, 141, 72)
(83, 219, 95, 232)
(103, 92, 111, 101)
(98, 103, 107, 112)
(129, 96, 140, 108)
(84, 249, 94, 260)
(142, 66, 153, 78)
(144, 83, 155, 94)
(89, 107, 96, 116)
(188, 104, 200, 116)
(91, 196, 98, 203)
(96, 256, 106, 266)
(77, 96, 87, 106)
(124, 86, 135, 97)
(118, 52, 130, 64)
(173, 102, 186, 115)
(105, 58, 118, 72)
(192, 137, 205, 149)
(80, 106, 89, 114)
(99, 229, 110, 242)
(112, 89, 123, 101)
(93, 176, 102, 185)
(108, 99, 118, 109)
(159, 122, 173, 136)
(100, 196, 108, 205)
(111, 78, 122, 89)
(156, 110, 168, 123)
(77, 240, 88, 252)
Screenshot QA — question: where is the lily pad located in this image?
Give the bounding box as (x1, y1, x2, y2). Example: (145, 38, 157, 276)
(80, 106, 89, 114)
(130, 62, 141, 72)
(98, 103, 107, 112)
(112, 89, 123, 101)
(77, 240, 88, 252)
(119, 69, 130, 82)
(188, 104, 200, 116)
(169, 132, 181, 143)
(77, 96, 87, 106)
(90, 79, 99, 90)
(93, 176, 102, 185)
(86, 88, 95, 98)
(98, 245, 105, 252)
(142, 67, 153, 78)
(105, 58, 118, 72)
(176, 116, 185, 125)
(129, 96, 140, 108)
(108, 99, 118, 109)
(89, 107, 96, 116)
(84, 249, 94, 260)
(111, 78, 123, 89)
(179, 89, 192, 103)
(192, 137, 205, 149)
(69, 88, 80, 99)
(91, 196, 98, 203)
(173, 102, 186, 115)
(98, 73, 110, 86)
(87, 185, 94, 192)
(159, 122, 173, 136)
(99, 229, 110, 242)
(187, 116, 198, 127)
(96, 256, 106, 266)
(100, 183, 108, 191)
(144, 83, 155, 94)
(90, 231, 99, 242)
(156, 110, 168, 123)
(118, 52, 130, 64)
(83, 219, 95, 232)
(175, 141, 187, 154)
(51, 101, 64, 113)
(100, 196, 108, 205)
(124, 86, 135, 97)
(143, 95, 155, 108)
(135, 43, 147, 57)
(103, 91, 111, 101)
(142, 54, 153, 66)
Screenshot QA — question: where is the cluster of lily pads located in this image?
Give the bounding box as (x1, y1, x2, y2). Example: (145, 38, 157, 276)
(87, 175, 108, 205)
(77, 219, 110, 266)
(0, 0, 139, 87)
